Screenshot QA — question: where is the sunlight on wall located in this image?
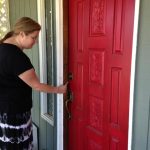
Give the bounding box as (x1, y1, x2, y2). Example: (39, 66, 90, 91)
(0, 0, 10, 38)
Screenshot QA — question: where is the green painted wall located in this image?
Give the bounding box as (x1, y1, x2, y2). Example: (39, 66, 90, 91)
(132, 0, 150, 149)
(9, 0, 55, 150)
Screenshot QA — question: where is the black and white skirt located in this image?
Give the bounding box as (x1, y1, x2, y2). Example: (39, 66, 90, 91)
(0, 111, 33, 150)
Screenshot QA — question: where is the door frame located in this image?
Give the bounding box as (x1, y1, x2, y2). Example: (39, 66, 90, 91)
(55, 0, 64, 150)
(37, 0, 140, 149)
(128, 0, 140, 149)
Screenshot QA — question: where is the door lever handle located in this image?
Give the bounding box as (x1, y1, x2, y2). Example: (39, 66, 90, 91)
(65, 90, 73, 119)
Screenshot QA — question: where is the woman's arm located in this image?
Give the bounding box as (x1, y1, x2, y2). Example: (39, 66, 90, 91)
(18, 68, 67, 94)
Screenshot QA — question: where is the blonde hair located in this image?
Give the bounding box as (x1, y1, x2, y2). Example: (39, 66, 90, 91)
(0, 17, 41, 43)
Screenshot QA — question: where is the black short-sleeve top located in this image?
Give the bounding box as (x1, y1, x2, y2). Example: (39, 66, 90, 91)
(0, 43, 34, 113)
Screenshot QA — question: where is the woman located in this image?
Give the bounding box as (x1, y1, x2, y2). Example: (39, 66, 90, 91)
(0, 17, 67, 149)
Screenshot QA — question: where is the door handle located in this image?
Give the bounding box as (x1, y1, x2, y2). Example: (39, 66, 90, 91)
(65, 90, 73, 119)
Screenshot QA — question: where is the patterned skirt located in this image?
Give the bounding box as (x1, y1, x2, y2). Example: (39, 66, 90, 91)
(0, 111, 33, 150)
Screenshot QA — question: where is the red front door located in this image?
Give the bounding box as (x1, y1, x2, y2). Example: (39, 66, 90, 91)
(68, 0, 135, 149)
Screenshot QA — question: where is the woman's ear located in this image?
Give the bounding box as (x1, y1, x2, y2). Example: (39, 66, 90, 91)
(19, 31, 26, 38)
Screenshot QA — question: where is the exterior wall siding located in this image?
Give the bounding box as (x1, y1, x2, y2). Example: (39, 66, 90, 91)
(9, 0, 54, 150)
(132, 0, 150, 149)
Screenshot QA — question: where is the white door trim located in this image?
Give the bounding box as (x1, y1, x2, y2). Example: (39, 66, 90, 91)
(55, 0, 64, 150)
(128, 0, 140, 149)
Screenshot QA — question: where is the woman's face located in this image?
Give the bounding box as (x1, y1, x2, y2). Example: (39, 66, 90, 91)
(20, 30, 40, 49)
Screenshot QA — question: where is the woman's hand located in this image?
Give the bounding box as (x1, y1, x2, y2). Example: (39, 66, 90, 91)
(57, 82, 68, 94)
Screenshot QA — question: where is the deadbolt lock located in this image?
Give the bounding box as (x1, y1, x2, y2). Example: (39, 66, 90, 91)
(68, 72, 73, 80)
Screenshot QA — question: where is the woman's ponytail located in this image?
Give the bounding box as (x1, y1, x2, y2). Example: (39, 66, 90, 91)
(0, 31, 14, 44)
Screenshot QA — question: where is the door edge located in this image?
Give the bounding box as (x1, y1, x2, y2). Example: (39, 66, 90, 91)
(128, 0, 140, 149)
